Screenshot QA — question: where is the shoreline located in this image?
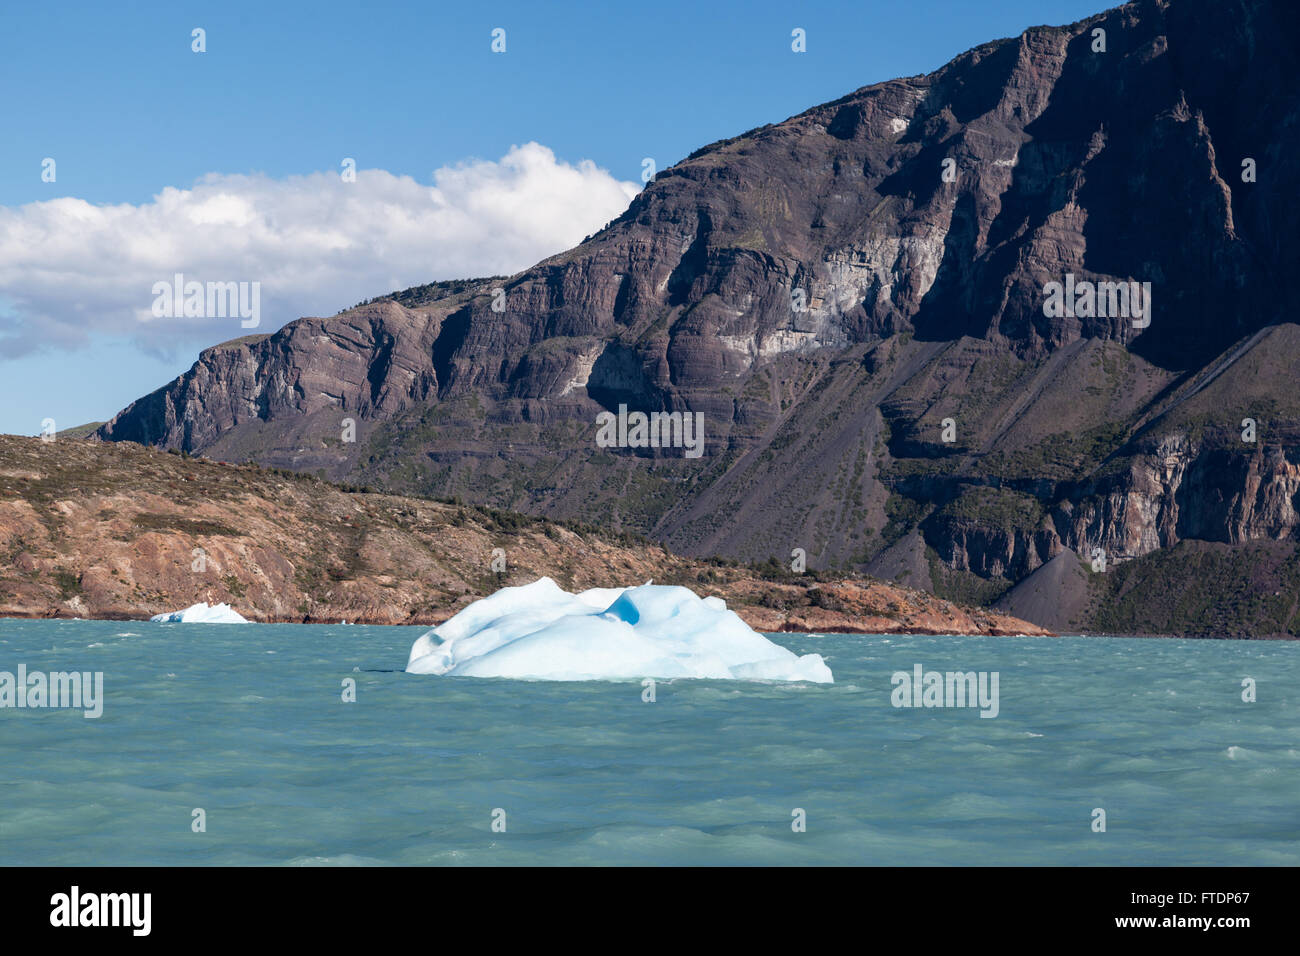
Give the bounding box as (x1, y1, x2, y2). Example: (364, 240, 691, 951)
(6, 610, 1299, 639)
(0, 604, 1055, 637)
(0, 435, 1052, 640)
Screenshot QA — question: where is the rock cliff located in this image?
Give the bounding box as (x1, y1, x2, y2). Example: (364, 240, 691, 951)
(95, 0, 1300, 634)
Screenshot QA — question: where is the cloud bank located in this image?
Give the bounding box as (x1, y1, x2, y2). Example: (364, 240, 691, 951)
(0, 143, 638, 357)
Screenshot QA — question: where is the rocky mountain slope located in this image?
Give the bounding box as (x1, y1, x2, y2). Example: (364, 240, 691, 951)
(0, 436, 1046, 634)
(95, 0, 1300, 635)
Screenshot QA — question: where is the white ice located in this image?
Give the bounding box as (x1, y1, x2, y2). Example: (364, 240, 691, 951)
(405, 577, 833, 683)
(150, 602, 250, 624)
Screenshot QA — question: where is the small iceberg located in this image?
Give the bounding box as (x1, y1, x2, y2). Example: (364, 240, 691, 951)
(150, 602, 250, 624)
(405, 577, 832, 683)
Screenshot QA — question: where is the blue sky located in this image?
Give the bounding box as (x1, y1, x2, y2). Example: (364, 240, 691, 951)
(0, 0, 1104, 435)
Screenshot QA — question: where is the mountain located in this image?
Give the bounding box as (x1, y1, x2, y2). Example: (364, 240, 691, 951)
(0, 435, 1045, 635)
(96, 0, 1300, 635)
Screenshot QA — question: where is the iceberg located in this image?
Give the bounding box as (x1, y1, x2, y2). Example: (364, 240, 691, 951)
(405, 577, 832, 683)
(150, 602, 250, 624)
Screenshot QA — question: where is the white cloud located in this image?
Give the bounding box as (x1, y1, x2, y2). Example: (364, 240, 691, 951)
(0, 143, 638, 357)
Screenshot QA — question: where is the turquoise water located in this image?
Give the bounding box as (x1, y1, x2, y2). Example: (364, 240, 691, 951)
(1, 619, 1296, 865)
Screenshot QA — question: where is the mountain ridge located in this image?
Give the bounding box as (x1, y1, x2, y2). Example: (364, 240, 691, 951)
(94, 0, 1300, 634)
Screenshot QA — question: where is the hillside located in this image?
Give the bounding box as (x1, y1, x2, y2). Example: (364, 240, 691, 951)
(93, 0, 1300, 633)
(0, 436, 1046, 634)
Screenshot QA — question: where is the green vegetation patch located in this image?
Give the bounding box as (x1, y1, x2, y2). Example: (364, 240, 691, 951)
(981, 421, 1130, 481)
(931, 484, 1045, 532)
(130, 514, 242, 538)
(925, 550, 1013, 607)
(1085, 541, 1300, 637)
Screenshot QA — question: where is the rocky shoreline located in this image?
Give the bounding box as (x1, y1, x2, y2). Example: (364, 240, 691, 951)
(0, 436, 1049, 636)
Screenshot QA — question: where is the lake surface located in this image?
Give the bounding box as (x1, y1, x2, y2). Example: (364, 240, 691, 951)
(1, 619, 1296, 865)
